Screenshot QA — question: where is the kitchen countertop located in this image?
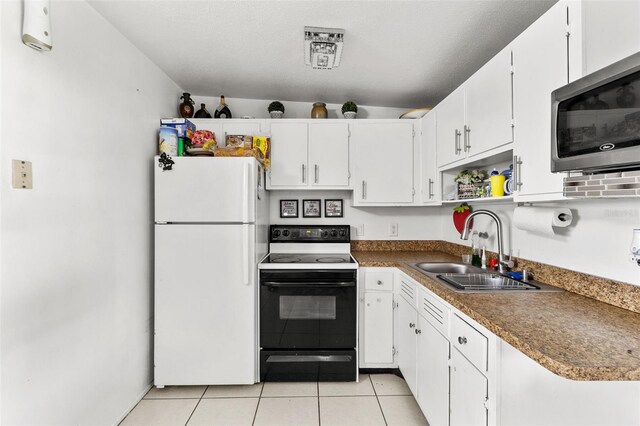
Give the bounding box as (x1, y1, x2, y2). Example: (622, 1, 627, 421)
(354, 250, 640, 381)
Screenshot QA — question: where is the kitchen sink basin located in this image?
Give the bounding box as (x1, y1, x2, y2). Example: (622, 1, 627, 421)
(412, 262, 483, 274)
(407, 263, 563, 293)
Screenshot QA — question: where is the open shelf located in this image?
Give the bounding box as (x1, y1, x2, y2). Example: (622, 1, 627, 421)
(441, 195, 514, 205)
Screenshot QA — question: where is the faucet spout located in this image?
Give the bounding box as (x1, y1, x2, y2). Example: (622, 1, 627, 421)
(459, 209, 513, 273)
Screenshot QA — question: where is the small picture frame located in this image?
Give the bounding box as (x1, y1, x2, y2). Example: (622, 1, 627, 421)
(324, 199, 344, 218)
(303, 199, 321, 218)
(280, 199, 298, 218)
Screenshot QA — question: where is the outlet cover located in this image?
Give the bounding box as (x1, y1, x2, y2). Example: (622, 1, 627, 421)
(389, 223, 398, 237)
(356, 224, 365, 237)
(12, 160, 33, 189)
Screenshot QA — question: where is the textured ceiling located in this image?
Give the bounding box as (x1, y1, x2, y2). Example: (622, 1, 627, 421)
(88, 0, 556, 108)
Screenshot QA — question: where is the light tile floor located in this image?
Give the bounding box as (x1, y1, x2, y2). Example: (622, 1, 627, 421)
(120, 374, 428, 426)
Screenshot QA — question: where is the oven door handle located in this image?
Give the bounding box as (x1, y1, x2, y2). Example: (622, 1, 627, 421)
(262, 281, 356, 288)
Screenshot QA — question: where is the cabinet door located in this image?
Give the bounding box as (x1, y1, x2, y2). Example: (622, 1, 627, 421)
(450, 348, 488, 426)
(420, 111, 439, 204)
(222, 121, 262, 138)
(268, 122, 308, 187)
(397, 296, 417, 396)
(512, 1, 568, 200)
(417, 316, 450, 426)
(362, 292, 394, 365)
(351, 122, 414, 204)
(309, 122, 349, 187)
(436, 87, 465, 167)
(466, 46, 513, 157)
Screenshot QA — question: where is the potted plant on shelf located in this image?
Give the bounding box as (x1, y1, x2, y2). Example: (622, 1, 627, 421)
(341, 101, 358, 119)
(268, 101, 285, 119)
(454, 169, 488, 199)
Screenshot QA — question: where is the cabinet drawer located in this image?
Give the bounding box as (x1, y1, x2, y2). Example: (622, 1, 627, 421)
(398, 275, 417, 307)
(365, 270, 394, 291)
(418, 288, 450, 337)
(451, 314, 488, 372)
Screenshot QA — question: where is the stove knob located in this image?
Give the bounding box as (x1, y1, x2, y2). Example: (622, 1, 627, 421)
(273, 230, 281, 238)
(292, 231, 299, 238)
(339, 230, 346, 237)
(322, 230, 329, 238)
(283, 230, 290, 237)
(330, 230, 338, 237)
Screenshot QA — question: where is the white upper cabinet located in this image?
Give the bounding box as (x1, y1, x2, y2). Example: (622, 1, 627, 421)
(512, 0, 576, 201)
(465, 46, 514, 157)
(435, 46, 514, 169)
(351, 121, 414, 205)
(308, 123, 349, 187)
(419, 111, 440, 204)
(579, 0, 640, 76)
(268, 121, 308, 188)
(188, 119, 263, 147)
(267, 121, 350, 189)
(435, 87, 466, 167)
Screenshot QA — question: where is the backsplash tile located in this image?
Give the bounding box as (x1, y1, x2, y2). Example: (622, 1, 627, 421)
(564, 171, 640, 198)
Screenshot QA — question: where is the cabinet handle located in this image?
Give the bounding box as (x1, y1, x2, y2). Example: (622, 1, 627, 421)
(302, 164, 306, 183)
(377, 280, 383, 286)
(314, 164, 319, 183)
(464, 125, 471, 152)
(513, 155, 523, 190)
(362, 180, 367, 200)
(455, 129, 462, 155)
(428, 178, 434, 199)
(458, 336, 468, 345)
(415, 329, 422, 335)
(409, 322, 416, 328)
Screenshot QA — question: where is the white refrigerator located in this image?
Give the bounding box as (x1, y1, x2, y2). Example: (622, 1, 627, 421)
(154, 156, 269, 386)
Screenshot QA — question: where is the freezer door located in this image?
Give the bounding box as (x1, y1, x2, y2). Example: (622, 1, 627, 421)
(154, 224, 256, 385)
(155, 157, 256, 223)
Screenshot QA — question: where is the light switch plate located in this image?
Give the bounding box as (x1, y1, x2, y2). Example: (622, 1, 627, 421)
(389, 223, 398, 237)
(12, 160, 33, 189)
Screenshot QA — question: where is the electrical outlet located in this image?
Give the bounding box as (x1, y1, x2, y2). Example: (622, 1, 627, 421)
(356, 224, 365, 237)
(389, 223, 398, 237)
(12, 160, 33, 189)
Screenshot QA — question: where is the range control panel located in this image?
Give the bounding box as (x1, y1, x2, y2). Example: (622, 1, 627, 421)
(269, 225, 350, 243)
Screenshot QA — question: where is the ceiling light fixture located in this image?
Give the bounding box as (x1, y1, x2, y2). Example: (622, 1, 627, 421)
(304, 26, 344, 70)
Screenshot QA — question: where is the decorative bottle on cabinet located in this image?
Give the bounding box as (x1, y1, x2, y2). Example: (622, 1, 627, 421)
(311, 102, 328, 118)
(214, 96, 232, 119)
(179, 92, 195, 118)
(194, 103, 212, 118)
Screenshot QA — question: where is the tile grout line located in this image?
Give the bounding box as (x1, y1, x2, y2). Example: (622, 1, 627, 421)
(183, 398, 202, 426)
(370, 375, 389, 426)
(251, 382, 265, 426)
(317, 380, 321, 426)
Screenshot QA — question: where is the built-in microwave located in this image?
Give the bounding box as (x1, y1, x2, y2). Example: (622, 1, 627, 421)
(551, 51, 640, 173)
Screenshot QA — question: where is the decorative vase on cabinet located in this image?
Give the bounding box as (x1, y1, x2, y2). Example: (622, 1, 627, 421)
(311, 102, 328, 119)
(179, 92, 195, 118)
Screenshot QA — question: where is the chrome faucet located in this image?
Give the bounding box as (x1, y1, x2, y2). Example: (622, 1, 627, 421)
(460, 209, 514, 274)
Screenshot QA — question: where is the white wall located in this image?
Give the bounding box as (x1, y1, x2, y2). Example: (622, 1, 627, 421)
(269, 190, 441, 240)
(192, 96, 409, 119)
(0, 1, 180, 425)
(440, 199, 640, 286)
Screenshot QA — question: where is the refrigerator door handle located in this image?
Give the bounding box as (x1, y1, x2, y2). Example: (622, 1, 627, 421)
(242, 225, 250, 286)
(242, 162, 250, 223)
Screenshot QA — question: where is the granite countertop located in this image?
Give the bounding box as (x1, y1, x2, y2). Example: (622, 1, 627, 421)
(354, 250, 640, 381)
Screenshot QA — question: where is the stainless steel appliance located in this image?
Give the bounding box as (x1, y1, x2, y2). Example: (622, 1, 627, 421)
(258, 225, 358, 382)
(552, 51, 640, 173)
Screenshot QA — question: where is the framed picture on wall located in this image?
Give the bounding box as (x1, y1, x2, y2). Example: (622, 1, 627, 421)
(280, 200, 298, 218)
(303, 199, 321, 218)
(324, 199, 343, 218)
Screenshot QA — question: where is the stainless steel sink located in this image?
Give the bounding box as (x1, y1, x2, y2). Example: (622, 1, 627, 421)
(407, 263, 563, 293)
(413, 262, 484, 274)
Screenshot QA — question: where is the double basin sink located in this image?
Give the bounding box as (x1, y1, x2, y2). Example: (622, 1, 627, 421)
(408, 262, 563, 293)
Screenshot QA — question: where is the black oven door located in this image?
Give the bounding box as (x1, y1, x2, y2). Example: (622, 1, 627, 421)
(260, 270, 357, 349)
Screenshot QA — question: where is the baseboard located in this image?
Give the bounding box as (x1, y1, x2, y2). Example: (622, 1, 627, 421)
(112, 382, 153, 426)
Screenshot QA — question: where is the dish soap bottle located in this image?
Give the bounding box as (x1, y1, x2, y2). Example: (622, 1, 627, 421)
(471, 242, 482, 267)
(214, 95, 232, 119)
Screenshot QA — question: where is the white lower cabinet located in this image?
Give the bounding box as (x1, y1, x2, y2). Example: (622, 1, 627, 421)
(397, 294, 418, 395)
(359, 268, 396, 368)
(416, 315, 450, 426)
(450, 348, 489, 426)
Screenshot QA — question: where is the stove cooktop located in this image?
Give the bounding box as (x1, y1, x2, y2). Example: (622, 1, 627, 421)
(264, 253, 355, 264)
